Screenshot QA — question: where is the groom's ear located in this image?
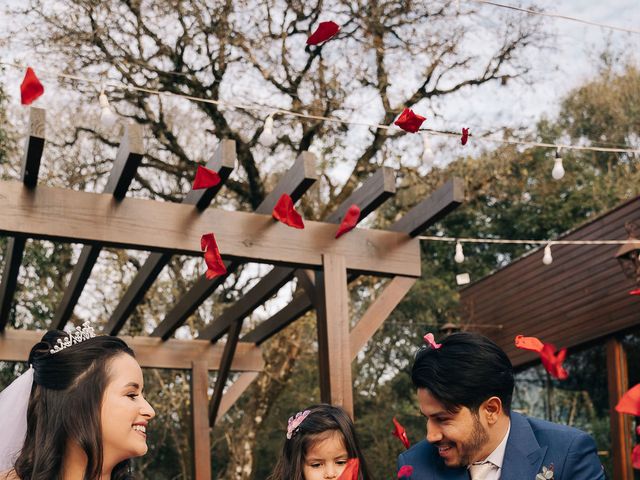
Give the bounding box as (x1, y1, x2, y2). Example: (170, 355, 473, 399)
(481, 396, 503, 425)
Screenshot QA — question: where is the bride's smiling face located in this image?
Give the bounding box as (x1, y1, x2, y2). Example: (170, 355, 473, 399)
(100, 354, 155, 466)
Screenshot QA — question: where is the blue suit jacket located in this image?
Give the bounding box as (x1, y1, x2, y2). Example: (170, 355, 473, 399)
(397, 412, 605, 479)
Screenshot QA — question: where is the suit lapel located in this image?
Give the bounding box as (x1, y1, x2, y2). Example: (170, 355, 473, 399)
(500, 413, 547, 480)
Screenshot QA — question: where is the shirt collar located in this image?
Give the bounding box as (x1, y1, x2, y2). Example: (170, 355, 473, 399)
(484, 420, 511, 469)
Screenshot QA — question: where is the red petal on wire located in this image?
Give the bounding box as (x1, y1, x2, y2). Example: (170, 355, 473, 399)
(392, 417, 411, 449)
(20, 67, 44, 105)
(629, 288, 640, 296)
(632, 444, 640, 470)
(461, 128, 470, 146)
(192, 165, 221, 190)
(335, 204, 361, 238)
(616, 384, 640, 416)
(539, 344, 569, 380)
(272, 194, 304, 229)
(514, 335, 544, 352)
(337, 458, 359, 480)
(398, 465, 414, 478)
(394, 108, 426, 133)
(200, 233, 227, 279)
(423, 333, 442, 350)
(307, 21, 340, 45)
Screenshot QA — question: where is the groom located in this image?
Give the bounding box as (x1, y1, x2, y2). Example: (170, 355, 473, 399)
(397, 332, 605, 479)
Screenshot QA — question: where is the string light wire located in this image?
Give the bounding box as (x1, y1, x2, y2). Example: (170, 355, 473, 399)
(419, 235, 630, 246)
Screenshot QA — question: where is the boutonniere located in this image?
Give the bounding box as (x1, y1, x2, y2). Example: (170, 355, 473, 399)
(536, 464, 554, 479)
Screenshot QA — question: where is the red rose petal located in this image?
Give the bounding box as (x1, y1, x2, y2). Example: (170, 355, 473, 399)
(629, 288, 640, 296)
(514, 335, 544, 352)
(461, 127, 470, 146)
(392, 417, 411, 449)
(423, 333, 442, 350)
(394, 108, 426, 133)
(20, 67, 44, 105)
(335, 204, 360, 238)
(192, 165, 221, 190)
(616, 384, 640, 416)
(201, 233, 227, 279)
(516, 335, 568, 380)
(272, 193, 304, 229)
(398, 465, 414, 478)
(632, 444, 640, 470)
(337, 458, 359, 480)
(307, 21, 340, 45)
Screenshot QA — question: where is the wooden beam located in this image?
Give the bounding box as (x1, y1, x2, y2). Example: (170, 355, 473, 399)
(209, 321, 243, 426)
(241, 178, 463, 343)
(349, 276, 416, 361)
(191, 360, 212, 480)
(606, 338, 634, 480)
(104, 140, 236, 335)
(317, 254, 353, 417)
(152, 152, 319, 340)
(0, 181, 420, 277)
(389, 178, 464, 237)
(53, 123, 144, 329)
(0, 108, 46, 330)
(0, 328, 263, 371)
(215, 371, 260, 424)
(200, 168, 396, 342)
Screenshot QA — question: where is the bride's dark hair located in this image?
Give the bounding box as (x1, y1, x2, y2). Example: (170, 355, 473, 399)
(14, 331, 136, 480)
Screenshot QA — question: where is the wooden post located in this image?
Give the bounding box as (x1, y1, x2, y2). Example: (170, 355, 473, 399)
(606, 337, 633, 480)
(317, 253, 353, 418)
(191, 360, 212, 480)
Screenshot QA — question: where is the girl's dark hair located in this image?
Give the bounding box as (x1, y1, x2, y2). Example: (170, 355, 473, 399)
(411, 332, 514, 414)
(13, 330, 135, 480)
(267, 404, 373, 480)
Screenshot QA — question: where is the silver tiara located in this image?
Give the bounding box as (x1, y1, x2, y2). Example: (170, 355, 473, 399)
(49, 322, 97, 354)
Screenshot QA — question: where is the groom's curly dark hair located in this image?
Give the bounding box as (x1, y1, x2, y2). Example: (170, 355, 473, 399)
(411, 332, 514, 414)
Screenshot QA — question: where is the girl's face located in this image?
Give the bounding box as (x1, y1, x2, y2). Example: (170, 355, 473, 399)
(100, 354, 155, 468)
(303, 430, 349, 480)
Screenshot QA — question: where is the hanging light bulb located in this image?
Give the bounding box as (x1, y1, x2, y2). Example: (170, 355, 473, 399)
(454, 241, 465, 263)
(552, 148, 565, 180)
(99, 89, 118, 128)
(542, 243, 553, 265)
(422, 133, 434, 165)
(260, 113, 276, 145)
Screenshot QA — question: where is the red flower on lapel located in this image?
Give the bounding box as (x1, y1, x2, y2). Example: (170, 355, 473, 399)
(272, 193, 304, 229)
(461, 128, 470, 146)
(307, 21, 340, 45)
(392, 417, 410, 449)
(335, 204, 360, 238)
(615, 383, 640, 416)
(398, 465, 414, 478)
(201, 233, 227, 279)
(394, 108, 426, 133)
(192, 165, 221, 190)
(20, 67, 44, 105)
(337, 458, 359, 480)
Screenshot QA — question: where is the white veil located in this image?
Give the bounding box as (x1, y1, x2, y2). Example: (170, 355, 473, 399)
(0, 367, 33, 472)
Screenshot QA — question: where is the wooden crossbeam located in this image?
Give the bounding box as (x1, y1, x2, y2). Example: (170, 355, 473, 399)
(53, 123, 144, 329)
(241, 178, 464, 344)
(198, 167, 396, 342)
(153, 151, 319, 340)
(215, 371, 260, 424)
(0, 107, 45, 330)
(105, 140, 236, 335)
(0, 328, 263, 371)
(208, 320, 243, 426)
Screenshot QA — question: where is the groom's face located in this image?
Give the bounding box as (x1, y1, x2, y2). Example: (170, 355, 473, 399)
(418, 388, 490, 468)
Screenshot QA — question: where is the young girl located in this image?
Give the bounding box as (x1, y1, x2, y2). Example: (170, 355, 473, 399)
(0, 324, 155, 479)
(268, 404, 372, 480)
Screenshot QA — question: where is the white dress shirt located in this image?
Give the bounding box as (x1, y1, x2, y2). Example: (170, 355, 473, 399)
(468, 421, 511, 480)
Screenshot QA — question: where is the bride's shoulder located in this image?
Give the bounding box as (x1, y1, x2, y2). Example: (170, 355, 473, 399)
(0, 471, 20, 480)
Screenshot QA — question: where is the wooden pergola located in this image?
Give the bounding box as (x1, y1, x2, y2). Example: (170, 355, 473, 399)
(460, 195, 640, 480)
(0, 107, 463, 479)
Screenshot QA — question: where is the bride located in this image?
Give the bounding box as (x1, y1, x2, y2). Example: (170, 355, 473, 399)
(0, 324, 155, 479)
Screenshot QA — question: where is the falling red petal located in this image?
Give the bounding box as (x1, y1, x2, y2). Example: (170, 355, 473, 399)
(335, 204, 361, 238)
(616, 383, 640, 416)
(398, 465, 414, 478)
(629, 288, 640, 296)
(461, 128, 470, 146)
(20, 67, 44, 105)
(201, 233, 227, 279)
(637, 425, 640, 436)
(307, 21, 340, 45)
(192, 165, 221, 190)
(632, 445, 640, 470)
(394, 108, 426, 133)
(423, 333, 442, 350)
(514, 335, 544, 352)
(539, 344, 569, 380)
(272, 193, 304, 229)
(392, 417, 411, 450)
(337, 458, 359, 480)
